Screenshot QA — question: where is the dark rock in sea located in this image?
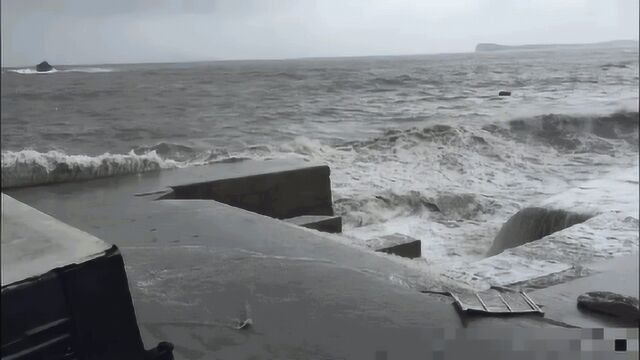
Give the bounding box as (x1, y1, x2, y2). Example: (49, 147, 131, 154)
(486, 207, 591, 257)
(498, 91, 511, 96)
(36, 61, 53, 72)
(577, 291, 640, 319)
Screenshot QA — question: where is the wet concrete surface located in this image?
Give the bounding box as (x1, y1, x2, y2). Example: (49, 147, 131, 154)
(530, 254, 639, 328)
(1, 194, 111, 286)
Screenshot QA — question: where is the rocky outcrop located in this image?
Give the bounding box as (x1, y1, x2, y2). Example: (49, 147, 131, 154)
(36, 61, 53, 72)
(486, 207, 591, 257)
(577, 291, 640, 319)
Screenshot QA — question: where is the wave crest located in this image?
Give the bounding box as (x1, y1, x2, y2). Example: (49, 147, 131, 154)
(488, 111, 639, 152)
(1, 149, 179, 188)
(335, 190, 499, 228)
(335, 190, 439, 228)
(8, 67, 114, 75)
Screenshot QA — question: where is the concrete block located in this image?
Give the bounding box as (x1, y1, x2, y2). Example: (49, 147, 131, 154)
(167, 164, 334, 219)
(367, 233, 422, 259)
(1, 194, 173, 360)
(284, 215, 342, 233)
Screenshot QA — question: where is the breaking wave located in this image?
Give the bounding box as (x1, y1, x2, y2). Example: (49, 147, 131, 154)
(486, 207, 593, 257)
(8, 67, 114, 75)
(334, 190, 501, 228)
(1, 149, 180, 188)
(9, 68, 59, 75)
(485, 111, 639, 152)
(2, 111, 637, 191)
(334, 190, 440, 228)
(0, 141, 245, 188)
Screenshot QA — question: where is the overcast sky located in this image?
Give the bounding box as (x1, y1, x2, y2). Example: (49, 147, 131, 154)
(2, 0, 638, 67)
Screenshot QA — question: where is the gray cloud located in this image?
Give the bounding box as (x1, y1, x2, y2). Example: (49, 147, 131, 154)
(2, 0, 638, 67)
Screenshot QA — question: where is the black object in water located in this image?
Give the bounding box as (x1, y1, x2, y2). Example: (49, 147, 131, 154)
(36, 61, 53, 72)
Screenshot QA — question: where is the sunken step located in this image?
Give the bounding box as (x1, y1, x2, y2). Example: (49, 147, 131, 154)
(284, 215, 342, 234)
(366, 233, 421, 259)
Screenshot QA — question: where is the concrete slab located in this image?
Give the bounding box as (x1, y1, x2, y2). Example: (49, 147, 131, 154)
(530, 254, 639, 328)
(451, 289, 543, 315)
(1, 193, 111, 286)
(283, 215, 342, 233)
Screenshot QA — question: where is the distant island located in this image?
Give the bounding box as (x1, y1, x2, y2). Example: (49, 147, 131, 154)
(475, 40, 639, 52)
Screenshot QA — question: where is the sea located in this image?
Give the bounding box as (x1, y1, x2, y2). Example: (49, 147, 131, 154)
(2, 47, 638, 288)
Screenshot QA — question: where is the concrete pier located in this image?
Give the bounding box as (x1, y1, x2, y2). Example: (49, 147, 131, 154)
(2, 159, 636, 358)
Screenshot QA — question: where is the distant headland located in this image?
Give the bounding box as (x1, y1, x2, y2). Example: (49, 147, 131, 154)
(475, 40, 639, 52)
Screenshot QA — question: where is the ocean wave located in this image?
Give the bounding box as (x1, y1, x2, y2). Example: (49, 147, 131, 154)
(8, 67, 114, 75)
(1, 149, 180, 188)
(132, 142, 202, 162)
(487, 111, 639, 152)
(328, 111, 638, 157)
(9, 68, 59, 75)
(0, 140, 243, 188)
(486, 207, 592, 257)
(334, 190, 439, 228)
(334, 190, 501, 229)
(3, 111, 636, 190)
(65, 67, 114, 73)
(259, 111, 638, 237)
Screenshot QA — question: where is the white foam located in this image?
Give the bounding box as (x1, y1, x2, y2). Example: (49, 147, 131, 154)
(9, 68, 59, 75)
(441, 255, 571, 291)
(249, 119, 638, 289)
(539, 164, 639, 218)
(450, 211, 639, 289)
(1, 149, 180, 188)
(64, 67, 114, 73)
(8, 67, 114, 74)
(440, 171, 639, 289)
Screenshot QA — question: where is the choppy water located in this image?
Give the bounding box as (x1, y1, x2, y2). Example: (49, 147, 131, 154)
(2, 47, 639, 284)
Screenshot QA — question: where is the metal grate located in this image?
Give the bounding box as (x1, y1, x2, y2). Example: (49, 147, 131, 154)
(450, 289, 543, 315)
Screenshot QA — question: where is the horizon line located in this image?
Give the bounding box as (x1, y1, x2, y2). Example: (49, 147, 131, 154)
(2, 38, 638, 69)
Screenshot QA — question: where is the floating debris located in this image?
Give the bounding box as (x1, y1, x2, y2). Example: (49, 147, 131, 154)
(232, 301, 253, 330)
